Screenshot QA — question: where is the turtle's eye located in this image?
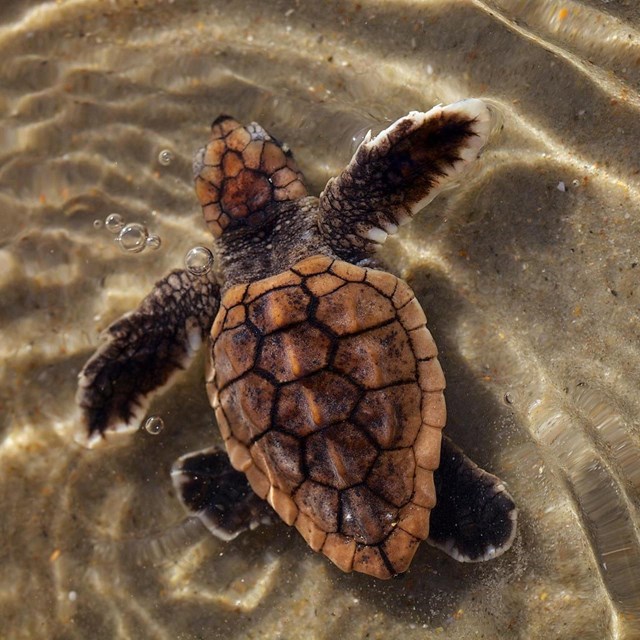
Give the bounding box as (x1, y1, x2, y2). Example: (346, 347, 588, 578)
(193, 116, 308, 238)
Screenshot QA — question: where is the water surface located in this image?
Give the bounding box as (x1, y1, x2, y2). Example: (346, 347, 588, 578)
(1, 1, 640, 638)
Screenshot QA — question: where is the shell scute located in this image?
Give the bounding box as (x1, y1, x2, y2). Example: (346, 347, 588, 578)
(261, 139, 288, 173)
(218, 387, 253, 444)
(364, 268, 397, 298)
(258, 323, 331, 382)
(366, 448, 416, 508)
(222, 283, 248, 309)
(391, 278, 414, 309)
(413, 425, 442, 470)
(248, 285, 309, 334)
(341, 485, 398, 545)
(203, 138, 227, 165)
(398, 502, 430, 540)
(296, 512, 328, 552)
(241, 140, 263, 170)
(305, 422, 378, 489)
(322, 533, 356, 572)
(413, 467, 437, 508)
(314, 282, 396, 335)
(250, 430, 304, 492)
(276, 372, 359, 437)
(381, 527, 421, 575)
(333, 323, 416, 387)
(352, 383, 421, 448)
(195, 176, 219, 206)
(244, 462, 270, 499)
(198, 165, 223, 186)
(226, 436, 253, 472)
(408, 326, 438, 360)
(221, 151, 244, 178)
(224, 304, 246, 329)
(225, 126, 252, 151)
(418, 358, 446, 392)
(245, 271, 302, 302)
(421, 391, 447, 428)
(397, 298, 427, 330)
(353, 544, 392, 580)
(329, 260, 367, 282)
(305, 272, 345, 297)
(213, 324, 258, 383)
(268, 485, 298, 525)
(290, 254, 334, 276)
(294, 480, 339, 533)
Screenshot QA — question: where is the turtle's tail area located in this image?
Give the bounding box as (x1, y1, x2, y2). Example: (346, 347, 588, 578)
(427, 435, 518, 562)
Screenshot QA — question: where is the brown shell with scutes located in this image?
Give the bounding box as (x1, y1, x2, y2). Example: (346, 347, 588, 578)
(207, 254, 446, 579)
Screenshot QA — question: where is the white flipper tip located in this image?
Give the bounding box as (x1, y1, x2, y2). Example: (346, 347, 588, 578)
(75, 418, 141, 450)
(409, 98, 497, 214)
(364, 226, 388, 244)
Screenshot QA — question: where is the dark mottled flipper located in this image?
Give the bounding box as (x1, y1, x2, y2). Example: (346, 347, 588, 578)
(76, 269, 220, 447)
(171, 447, 276, 540)
(428, 436, 517, 562)
(319, 99, 494, 256)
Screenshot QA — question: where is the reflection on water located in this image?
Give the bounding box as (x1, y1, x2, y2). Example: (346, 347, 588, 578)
(1, 0, 639, 638)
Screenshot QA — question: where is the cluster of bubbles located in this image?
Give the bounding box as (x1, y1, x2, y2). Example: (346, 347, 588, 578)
(96, 213, 162, 254)
(92, 150, 177, 253)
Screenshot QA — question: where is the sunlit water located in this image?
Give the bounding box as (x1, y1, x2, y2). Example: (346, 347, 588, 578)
(1, 1, 640, 638)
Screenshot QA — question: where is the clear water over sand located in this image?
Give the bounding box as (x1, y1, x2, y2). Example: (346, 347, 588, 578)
(1, 1, 640, 638)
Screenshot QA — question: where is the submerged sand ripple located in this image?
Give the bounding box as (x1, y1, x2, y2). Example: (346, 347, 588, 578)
(1, 1, 639, 638)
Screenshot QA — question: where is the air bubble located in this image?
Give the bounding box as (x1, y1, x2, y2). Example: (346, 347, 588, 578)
(504, 392, 515, 405)
(105, 213, 125, 233)
(146, 234, 162, 250)
(185, 246, 214, 275)
(144, 416, 164, 435)
(117, 223, 149, 253)
(158, 149, 173, 166)
(93, 219, 103, 229)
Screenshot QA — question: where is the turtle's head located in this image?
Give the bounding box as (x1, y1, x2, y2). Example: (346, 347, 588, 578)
(193, 115, 308, 239)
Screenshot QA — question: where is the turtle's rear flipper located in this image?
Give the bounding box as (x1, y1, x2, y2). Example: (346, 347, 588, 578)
(171, 447, 277, 540)
(76, 269, 220, 447)
(428, 436, 517, 562)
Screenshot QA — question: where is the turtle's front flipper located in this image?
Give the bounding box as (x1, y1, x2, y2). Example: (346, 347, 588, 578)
(76, 269, 220, 447)
(428, 436, 517, 562)
(319, 99, 494, 257)
(171, 447, 277, 540)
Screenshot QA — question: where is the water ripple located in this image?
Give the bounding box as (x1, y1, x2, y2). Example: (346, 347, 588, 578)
(1, 0, 640, 638)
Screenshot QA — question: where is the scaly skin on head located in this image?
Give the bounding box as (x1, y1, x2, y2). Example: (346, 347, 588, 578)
(193, 115, 333, 289)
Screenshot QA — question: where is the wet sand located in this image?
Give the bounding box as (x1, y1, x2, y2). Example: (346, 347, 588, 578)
(1, 1, 639, 638)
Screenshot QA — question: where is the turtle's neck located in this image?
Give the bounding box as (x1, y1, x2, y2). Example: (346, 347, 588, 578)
(214, 196, 335, 290)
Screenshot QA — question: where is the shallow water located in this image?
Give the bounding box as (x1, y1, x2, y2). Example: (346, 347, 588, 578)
(2, 0, 640, 638)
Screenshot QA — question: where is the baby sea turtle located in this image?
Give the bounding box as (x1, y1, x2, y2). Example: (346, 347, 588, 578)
(77, 100, 517, 579)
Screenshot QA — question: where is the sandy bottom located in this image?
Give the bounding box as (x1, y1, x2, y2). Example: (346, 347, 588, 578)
(1, 0, 640, 638)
